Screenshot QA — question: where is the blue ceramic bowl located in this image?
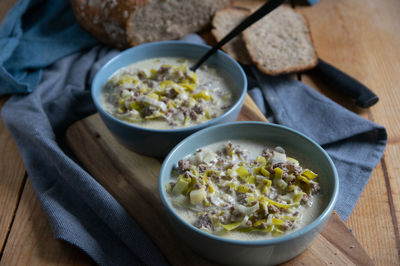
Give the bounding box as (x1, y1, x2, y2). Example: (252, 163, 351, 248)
(159, 122, 339, 265)
(91, 41, 247, 157)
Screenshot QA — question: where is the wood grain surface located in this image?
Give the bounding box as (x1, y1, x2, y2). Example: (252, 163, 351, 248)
(65, 95, 372, 265)
(0, 179, 92, 266)
(0, 97, 26, 254)
(295, 1, 400, 264)
(0, 0, 399, 265)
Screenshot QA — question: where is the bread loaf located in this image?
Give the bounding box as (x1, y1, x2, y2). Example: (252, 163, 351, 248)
(70, 0, 232, 48)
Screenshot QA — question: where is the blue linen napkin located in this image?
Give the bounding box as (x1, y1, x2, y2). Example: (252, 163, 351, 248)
(1, 0, 385, 265)
(2, 45, 169, 265)
(0, 0, 97, 94)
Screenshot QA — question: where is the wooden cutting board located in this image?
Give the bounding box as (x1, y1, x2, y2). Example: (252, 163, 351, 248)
(66, 95, 373, 265)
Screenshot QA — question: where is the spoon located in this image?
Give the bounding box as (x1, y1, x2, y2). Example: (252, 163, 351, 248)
(190, 0, 286, 72)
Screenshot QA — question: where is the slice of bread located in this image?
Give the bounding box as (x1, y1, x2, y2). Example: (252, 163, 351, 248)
(127, 0, 233, 46)
(211, 8, 252, 65)
(70, 0, 232, 48)
(242, 6, 318, 75)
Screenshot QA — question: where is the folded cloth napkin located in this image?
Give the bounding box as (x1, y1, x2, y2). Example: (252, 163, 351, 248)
(0, 0, 385, 265)
(2, 46, 170, 266)
(0, 0, 97, 94)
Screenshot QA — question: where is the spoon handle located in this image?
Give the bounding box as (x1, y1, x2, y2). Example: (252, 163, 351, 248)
(190, 0, 286, 71)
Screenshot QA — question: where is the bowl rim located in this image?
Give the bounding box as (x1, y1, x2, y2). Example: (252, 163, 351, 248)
(91, 40, 247, 133)
(158, 121, 339, 246)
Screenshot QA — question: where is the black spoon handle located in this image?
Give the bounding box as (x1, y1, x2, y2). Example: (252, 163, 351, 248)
(190, 0, 286, 72)
(313, 58, 379, 108)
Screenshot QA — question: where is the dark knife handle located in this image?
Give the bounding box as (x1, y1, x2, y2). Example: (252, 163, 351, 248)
(313, 58, 379, 108)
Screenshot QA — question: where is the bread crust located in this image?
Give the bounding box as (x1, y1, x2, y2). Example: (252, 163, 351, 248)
(301, 14, 319, 70)
(242, 6, 318, 75)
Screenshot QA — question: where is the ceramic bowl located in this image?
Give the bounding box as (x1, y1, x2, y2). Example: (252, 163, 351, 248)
(91, 41, 247, 157)
(158, 122, 339, 265)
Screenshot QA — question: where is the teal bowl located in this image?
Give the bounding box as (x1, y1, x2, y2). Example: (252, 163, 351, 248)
(159, 122, 339, 265)
(91, 41, 247, 157)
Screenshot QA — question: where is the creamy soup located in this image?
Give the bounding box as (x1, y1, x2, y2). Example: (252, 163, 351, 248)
(101, 57, 235, 129)
(166, 140, 322, 241)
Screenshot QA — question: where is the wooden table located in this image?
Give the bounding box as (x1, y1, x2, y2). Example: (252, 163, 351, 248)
(0, 0, 399, 265)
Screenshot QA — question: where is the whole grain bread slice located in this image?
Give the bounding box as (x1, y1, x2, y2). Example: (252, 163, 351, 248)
(242, 6, 318, 75)
(211, 8, 252, 65)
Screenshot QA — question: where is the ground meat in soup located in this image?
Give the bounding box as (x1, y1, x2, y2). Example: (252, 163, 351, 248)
(101, 57, 236, 129)
(166, 140, 323, 241)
